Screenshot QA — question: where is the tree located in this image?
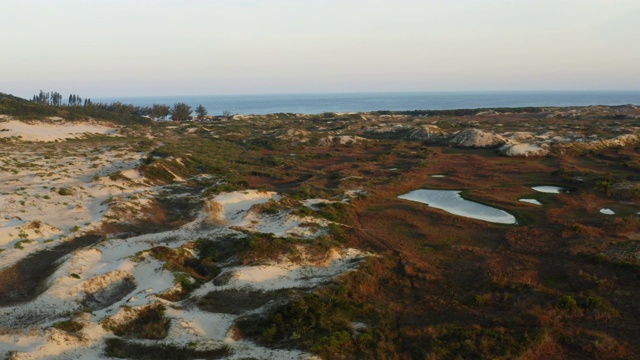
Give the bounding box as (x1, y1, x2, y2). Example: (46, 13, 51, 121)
(51, 92, 62, 106)
(151, 104, 171, 120)
(195, 104, 208, 119)
(171, 103, 192, 121)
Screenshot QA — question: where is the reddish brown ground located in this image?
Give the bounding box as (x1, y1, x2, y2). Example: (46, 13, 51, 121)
(337, 146, 640, 359)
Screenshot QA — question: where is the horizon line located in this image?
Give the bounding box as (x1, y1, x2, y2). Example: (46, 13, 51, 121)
(92, 89, 640, 100)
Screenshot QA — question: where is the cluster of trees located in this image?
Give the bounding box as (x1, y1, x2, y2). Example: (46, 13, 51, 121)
(151, 103, 208, 121)
(29, 90, 213, 122)
(68, 94, 91, 106)
(32, 90, 64, 106)
(31, 90, 92, 107)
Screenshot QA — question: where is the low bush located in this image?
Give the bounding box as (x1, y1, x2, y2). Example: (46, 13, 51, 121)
(103, 303, 169, 339)
(53, 319, 84, 333)
(104, 338, 232, 359)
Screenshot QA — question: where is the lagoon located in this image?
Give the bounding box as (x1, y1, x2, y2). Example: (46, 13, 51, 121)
(532, 186, 566, 193)
(399, 189, 517, 224)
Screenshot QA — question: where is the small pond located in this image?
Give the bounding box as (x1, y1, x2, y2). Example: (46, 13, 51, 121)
(399, 189, 517, 224)
(531, 186, 566, 194)
(520, 199, 542, 206)
(600, 208, 615, 215)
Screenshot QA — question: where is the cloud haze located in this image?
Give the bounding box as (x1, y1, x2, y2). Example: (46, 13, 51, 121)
(2, 0, 639, 97)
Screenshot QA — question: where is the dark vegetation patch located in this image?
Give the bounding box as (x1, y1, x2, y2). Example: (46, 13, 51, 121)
(101, 195, 201, 236)
(0, 234, 103, 308)
(145, 243, 221, 301)
(235, 139, 639, 359)
(198, 288, 294, 315)
(371, 106, 545, 117)
(0, 93, 151, 125)
(83, 276, 137, 311)
(102, 303, 170, 339)
(52, 319, 84, 333)
(192, 227, 351, 271)
(104, 338, 232, 359)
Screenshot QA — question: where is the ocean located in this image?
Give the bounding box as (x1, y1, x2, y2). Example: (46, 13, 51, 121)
(94, 91, 640, 116)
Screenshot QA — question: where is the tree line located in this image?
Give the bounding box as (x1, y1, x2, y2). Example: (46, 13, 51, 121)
(30, 90, 213, 121)
(32, 90, 92, 107)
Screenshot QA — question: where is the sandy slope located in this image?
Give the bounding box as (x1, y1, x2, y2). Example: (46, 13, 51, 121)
(0, 132, 365, 358)
(0, 120, 117, 142)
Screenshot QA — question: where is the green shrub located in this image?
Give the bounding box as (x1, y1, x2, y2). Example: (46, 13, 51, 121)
(58, 187, 73, 196)
(104, 338, 231, 359)
(103, 304, 170, 339)
(53, 320, 84, 333)
(557, 295, 578, 311)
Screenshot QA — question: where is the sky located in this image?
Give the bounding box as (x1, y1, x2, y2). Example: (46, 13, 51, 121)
(2, 0, 639, 98)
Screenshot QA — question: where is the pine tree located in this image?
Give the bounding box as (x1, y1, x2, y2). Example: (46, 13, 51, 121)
(195, 104, 208, 119)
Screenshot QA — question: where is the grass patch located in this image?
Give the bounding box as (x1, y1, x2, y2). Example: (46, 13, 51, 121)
(102, 303, 170, 339)
(104, 338, 232, 360)
(198, 288, 293, 315)
(53, 319, 84, 333)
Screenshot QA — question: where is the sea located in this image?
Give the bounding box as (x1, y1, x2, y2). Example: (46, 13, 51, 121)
(94, 91, 640, 116)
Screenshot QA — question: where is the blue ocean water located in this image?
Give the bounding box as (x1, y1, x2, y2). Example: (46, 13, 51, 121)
(95, 91, 640, 116)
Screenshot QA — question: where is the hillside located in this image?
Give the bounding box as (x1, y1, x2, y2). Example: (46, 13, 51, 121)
(0, 103, 639, 359)
(0, 92, 151, 125)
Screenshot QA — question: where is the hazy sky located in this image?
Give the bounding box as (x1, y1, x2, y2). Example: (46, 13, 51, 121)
(2, 0, 639, 97)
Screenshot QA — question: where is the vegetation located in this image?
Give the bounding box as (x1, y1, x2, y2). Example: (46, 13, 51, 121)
(195, 104, 207, 119)
(171, 102, 192, 121)
(1, 97, 640, 358)
(0, 92, 151, 125)
(151, 103, 170, 120)
(53, 319, 84, 333)
(102, 303, 170, 339)
(104, 338, 231, 359)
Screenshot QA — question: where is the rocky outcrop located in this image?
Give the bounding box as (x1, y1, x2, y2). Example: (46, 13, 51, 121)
(408, 125, 448, 142)
(317, 135, 364, 146)
(589, 134, 638, 150)
(504, 132, 535, 141)
(449, 128, 506, 148)
(500, 143, 549, 157)
(364, 124, 410, 135)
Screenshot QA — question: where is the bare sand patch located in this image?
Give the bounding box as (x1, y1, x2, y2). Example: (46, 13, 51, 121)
(0, 120, 117, 142)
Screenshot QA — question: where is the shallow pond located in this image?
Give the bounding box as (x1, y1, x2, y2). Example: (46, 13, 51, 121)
(399, 189, 517, 224)
(520, 199, 542, 205)
(532, 186, 566, 193)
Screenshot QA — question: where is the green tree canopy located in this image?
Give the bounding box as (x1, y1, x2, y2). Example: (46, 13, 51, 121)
(171, 103, 192, 121)
(152, 104, 171, 120)
(195, 104, 208, 119)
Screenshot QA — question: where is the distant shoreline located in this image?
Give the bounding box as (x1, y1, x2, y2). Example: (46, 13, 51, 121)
(94, 90, 640, 116)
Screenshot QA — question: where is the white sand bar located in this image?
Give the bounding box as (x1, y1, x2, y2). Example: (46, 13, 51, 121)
(399, 189, 517, 224)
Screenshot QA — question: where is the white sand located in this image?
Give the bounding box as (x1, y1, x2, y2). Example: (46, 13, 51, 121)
(0, 120, 117, 142)
(0, 121, 364, 358)
(0, 150, 363, 359)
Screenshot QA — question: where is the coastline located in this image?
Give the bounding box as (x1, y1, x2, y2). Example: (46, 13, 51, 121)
(94, 90, 640, 116)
